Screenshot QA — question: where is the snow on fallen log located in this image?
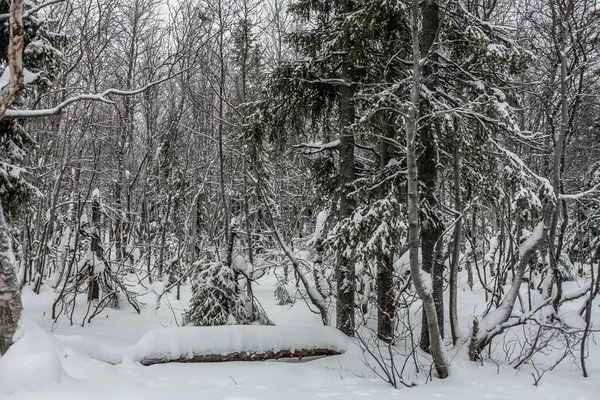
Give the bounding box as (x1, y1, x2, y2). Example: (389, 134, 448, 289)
(130, 326, 349, 366)
(75, 326, 350, 366)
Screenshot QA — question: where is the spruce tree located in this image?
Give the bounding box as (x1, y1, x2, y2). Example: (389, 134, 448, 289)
(188, 262, 247, 326)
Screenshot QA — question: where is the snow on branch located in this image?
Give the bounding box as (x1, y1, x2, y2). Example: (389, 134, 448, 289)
(558, 184, 600, 200)
(293, 139, 340, 154)
(518, 220, 545, 257)
(4, 73, 184, 119)
(0, 0, 64, 22)
(490, 138, 554, 193)
(476, 280, 593, 340)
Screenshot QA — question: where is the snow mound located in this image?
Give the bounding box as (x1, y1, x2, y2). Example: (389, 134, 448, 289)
(0, 352, 64, 393)
(0, 320, 71, 394)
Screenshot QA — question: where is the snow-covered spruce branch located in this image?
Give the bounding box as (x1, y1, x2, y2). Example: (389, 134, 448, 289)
(3, 73, 185, 118)
(0, 0, 64, 22)
(490, 138, 553, 189)
(295, 77, 351, 86)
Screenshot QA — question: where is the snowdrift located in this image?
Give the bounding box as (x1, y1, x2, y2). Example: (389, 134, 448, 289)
(0, 320, 73, 394)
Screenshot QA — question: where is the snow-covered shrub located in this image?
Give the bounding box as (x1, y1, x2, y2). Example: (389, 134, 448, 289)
(189, 262, 246, 326)
(273, 279, 293, 305)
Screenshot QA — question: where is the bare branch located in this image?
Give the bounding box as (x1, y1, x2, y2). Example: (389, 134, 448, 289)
(4, 72, 186, 119)
(0, 0, 64, 22)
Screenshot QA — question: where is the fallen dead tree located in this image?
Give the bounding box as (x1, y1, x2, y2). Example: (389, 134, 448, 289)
(66, 325, 350, 366)
(140, 348, 342, 366)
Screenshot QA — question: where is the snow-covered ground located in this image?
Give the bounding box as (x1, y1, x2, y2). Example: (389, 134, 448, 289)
(2, 270, 600, 399)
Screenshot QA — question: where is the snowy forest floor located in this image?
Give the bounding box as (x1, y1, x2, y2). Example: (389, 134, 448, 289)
(2, 269, 600, 399)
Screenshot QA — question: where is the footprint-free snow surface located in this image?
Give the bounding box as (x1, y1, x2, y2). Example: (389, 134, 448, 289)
(1, 272, 600, 399)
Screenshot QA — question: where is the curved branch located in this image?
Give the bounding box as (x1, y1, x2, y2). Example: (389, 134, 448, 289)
(4, 72, 186, 119)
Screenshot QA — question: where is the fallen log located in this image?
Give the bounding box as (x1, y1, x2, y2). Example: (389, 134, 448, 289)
(64, 326, 350, 365)
(140, 347, 342, 366)
(130, 326, 349, 366)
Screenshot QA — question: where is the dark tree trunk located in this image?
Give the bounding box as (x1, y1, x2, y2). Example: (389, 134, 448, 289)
(88, 194, 101, 302)
(377, 121, 395, 343)
(417, 0, 444, 353)
(336, 57, 356, 337)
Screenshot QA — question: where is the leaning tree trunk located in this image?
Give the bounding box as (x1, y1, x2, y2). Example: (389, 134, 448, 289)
(0, 201, 23, 355)
(406, 0, 448, 379)
(469, 207, 553, 360)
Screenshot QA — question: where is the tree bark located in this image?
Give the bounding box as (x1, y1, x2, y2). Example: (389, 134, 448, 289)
(140, 347, 343, 366)
(0, 0, 24, 117)
(217, 0, 229, 246)
(417, 0, 445, 353)
(335, 0, 357, 336)
(377, 120, 395, 343)
(0, 201, 23, 355)
(449, 141, 462, 345)
(548, 0, 573, 312)
(336, 57, 356, 337)
(88, 192, 101, 302)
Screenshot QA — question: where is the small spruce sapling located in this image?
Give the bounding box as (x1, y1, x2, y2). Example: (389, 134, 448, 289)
(189, 262, 247, 326)
(274, 278, 293, 305)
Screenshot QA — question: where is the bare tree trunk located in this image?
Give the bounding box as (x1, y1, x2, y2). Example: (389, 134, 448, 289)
(88, 192, 102, 302)
(467, 206, 476, 289)
(449, 141, 462, 345)
(34, 161, 66, 293)
(377, 254, 394, 342)
(406, 0, 448, 379)
(548, 0, 573, 312)
(580, 242, 595, 378)
(0, 201, 23, 355)
(217, 0, 229, 246)
(157, 180, 173, 278)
